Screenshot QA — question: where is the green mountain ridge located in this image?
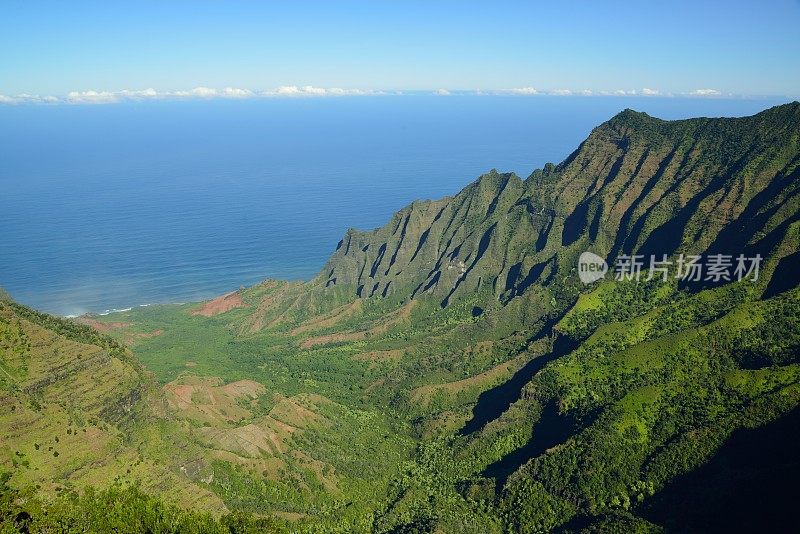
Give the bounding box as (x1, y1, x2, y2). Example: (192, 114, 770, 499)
(2, 103, 799, 532)
(310, 102, 799, 307)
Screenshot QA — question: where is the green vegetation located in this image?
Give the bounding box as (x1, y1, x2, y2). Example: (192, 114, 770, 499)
(0, 475, 282, 533)
(2, 103, 799, 532)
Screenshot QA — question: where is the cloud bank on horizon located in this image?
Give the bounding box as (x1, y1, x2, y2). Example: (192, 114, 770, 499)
(0, 85, 741, 105)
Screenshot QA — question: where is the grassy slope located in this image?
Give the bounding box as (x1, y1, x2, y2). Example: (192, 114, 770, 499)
(88, 292, 419, 530)
(0, 300, 225, 514)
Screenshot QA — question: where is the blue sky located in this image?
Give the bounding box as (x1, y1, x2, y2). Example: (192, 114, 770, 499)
(2, 0, 799, 101)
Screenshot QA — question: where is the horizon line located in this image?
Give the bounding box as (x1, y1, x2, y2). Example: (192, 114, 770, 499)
(1, 85, 796, 106)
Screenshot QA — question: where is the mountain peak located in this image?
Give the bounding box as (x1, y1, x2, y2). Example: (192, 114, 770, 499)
(615, 107, 652, 120)
(604, 108, 662, 132)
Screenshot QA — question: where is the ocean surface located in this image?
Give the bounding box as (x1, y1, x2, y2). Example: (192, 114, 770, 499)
(0, 95, 787, 316)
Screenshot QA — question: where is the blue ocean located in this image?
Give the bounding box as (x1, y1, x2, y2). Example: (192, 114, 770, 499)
(0, 95, 785, 315)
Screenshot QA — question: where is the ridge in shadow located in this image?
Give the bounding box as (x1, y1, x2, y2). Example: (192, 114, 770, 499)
(459, 331, 578, 436)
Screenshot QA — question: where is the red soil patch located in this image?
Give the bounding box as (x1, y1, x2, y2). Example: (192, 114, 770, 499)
(191, 292, 247, 317)
(163, 377, 266, 425)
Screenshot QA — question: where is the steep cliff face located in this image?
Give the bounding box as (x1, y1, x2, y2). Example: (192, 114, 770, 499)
(549, 103, 800, 260)
(314, 103, 800, 307)
(317, 170, 534, 306)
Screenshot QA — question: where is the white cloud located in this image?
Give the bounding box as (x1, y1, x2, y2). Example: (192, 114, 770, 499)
(608, 89, 646, 96)
(0, 85, 385, 104)
(496, 87, 601, 97)
(187, 86, 217, 98)
(273, 85, 302, 96)
(66, 88, 169, 104)
(67, 90, 120, 104)
(221, 87, 254, 98)
(509, 87, 538, 95)
(167, 87, 218, 98)
(0, 85, 735, 105)
(328, 87, 371, 96)
(689, 88, 721, 96)
(265, 85, 381, 97)
(0, 93, 61, 104)
(40, 86, 244, 104)
(118, 88, 159, 99)
(269, 85, 327, 96)
(20, 93, 60, 104)
(301, 85, 327, 95)
(488, 87, 662, 97)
